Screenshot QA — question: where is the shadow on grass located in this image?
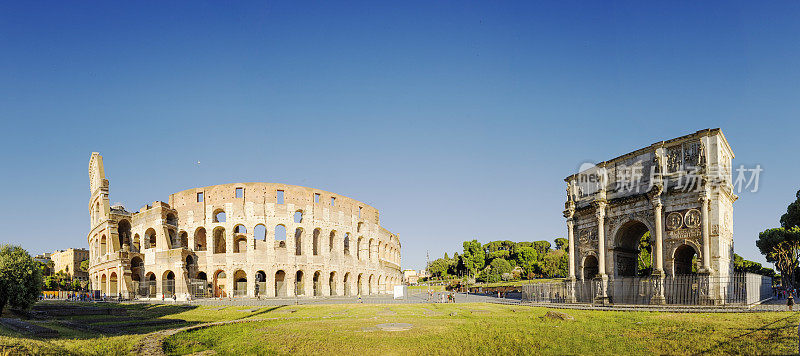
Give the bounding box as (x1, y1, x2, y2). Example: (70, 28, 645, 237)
(691, 313, 798, 355)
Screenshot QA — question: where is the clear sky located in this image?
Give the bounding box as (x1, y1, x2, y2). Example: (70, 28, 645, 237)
(1, 1, 799, 270)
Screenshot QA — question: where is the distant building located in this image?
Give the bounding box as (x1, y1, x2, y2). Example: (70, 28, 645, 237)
(51, 248, 90, 281)
(34, 252, 52, 265)
(403, 269, 419, 284)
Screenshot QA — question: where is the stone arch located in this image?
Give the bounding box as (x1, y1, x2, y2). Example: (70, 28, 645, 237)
(213, 227, 226, 254)
(131, 256, 144, 281)
(329, 230, 336, 252)
(312, 228, 321, 256)
(233, 270, 247, 297)
(294, 210, 304, 223)
(118, 220, 131, 251)
(673, 244, 699, 275)
(313, 271, 321, 296)
(213, 270, 227, 298)
(145, 272, 157, 297)
(133, 233, 140, 252)
(213, 209, 226, 223)
(166, 212, 177, 226)
(329, 271, 337, 296)
(145, 228, 157, 249)
(100, 235, 107, 255)
(194, 227, 207, 251)
(368, 274, 375, 295)
(109, 272, 118, 295)
(234, 235, 247, 253)
(368, 238, 375, 260)
(343, 272, 351, 296)
(275, 225, 287, 248)
(612, 219, 651, 277)
(295, 270, 305, 296)
(254, 224, 267, 241)
(582, 254, 599, 280)
(162, 270, 175, 298)
(275, 270, 287, 297)
(179, 231, 189, 249)
(357, 237, 363, 260)
(344, 233, 351, 255)
(294, 228, 304, 256)
(357, 273, 364, 295)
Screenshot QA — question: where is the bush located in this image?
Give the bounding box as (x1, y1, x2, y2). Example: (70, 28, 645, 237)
(0, 245, 43, 313)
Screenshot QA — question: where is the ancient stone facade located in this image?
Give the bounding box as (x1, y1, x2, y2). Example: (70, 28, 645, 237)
(87, 153, 402, 299)
(564, 129, 736, 304)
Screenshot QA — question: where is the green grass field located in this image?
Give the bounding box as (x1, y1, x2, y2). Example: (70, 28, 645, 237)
(1, 302, 797, 355)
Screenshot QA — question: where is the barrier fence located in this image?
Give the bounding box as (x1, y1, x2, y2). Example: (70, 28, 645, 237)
(521, 273, 772, 306)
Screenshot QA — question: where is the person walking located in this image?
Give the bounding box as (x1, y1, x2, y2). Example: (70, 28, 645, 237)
(255, 283, 261, 300)
(788, 292, 794, 311)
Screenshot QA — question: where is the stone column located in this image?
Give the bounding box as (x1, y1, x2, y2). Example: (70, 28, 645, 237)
(650, 194, 666, 304)
(564, 202, 577, 303)
(700, 192, 712, 273)
(595, 201, 609, 304)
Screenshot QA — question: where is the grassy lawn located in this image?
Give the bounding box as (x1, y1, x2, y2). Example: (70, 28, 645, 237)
(1, 302, 797, 355)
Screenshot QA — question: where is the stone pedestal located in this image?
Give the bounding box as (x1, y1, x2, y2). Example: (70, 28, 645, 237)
(594, 274, 610, 305)
(649, 273, 666, 305)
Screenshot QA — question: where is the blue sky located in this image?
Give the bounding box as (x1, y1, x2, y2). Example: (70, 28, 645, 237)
(1, 1, 799, 270)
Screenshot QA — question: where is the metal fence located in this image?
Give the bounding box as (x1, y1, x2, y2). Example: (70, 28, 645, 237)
(522, 273, 771, 306)
(190, 279, 209, 299)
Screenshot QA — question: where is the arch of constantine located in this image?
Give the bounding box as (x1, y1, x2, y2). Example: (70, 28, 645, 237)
(562, 128, 739, 304)
(87, 153, 402, 300)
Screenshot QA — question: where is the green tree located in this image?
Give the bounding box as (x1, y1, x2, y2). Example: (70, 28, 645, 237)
(554, 238, 568, 251)
(780, 190, 800, 229)
(461, 240, 485, 277)
(514, 247, 540, 277)
(0, 245, 43, 313)
(80, 259, 90, 273)
(484, 258, 513, 283)
(541, 250, 568, 278)
(532, 241, 552, 255)
(756, 227, 800, 289)
(637, 231, 652, 276)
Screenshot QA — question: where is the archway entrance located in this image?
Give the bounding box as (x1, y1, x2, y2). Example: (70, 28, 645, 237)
(213, 270, 226, 298)
(583, 255, 599, 279)
(233, 270, 247, 297)
(109, 272, 118, 295)
(329, 272, 337, 296)
(674, 245, 698, 275)
(313, 271, 321, 296)
(275, 270, 286, 297)
(295, 271, 304, 296)
(343, 273, 351, 296)
(163, 271, 175, 298)
(613, 221, 651, 277)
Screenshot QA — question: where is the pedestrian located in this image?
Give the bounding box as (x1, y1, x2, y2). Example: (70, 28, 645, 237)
(358, 294, 363, 303)
(788, 293, 794, 312)
(255, 283, 260, 300)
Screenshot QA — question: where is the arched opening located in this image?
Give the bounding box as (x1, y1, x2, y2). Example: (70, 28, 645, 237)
(167, 229, 177, 249)
(344, 233, 350, 255)
(254, 224, 267, 241)
(234, 236, 247, 253)
(255, 270, 266, 297)
(275, 225, 287, 248)
(295, 228, 303, 255)
(357, 237, 363, 260)
(166, 213, 177, 226)
(133, 234, 141, 252)
(357, 222, 363, 233)
(233, 270, 247, 297)
(329, 272, 337, 296)
(313, 271, 321, 296)
(213, 227, 226, 254)
(368, 239, 375, 260)
(213, 270, 227, 298)
(131, 257, 144, 283)
(179, 231, 189, 249)
(357, 274, 364, 296)
(234, 224, 247, 234)
(163, 271, 175, 298)
(583, 255, 599, 280)
(312, 229, 320, 256)
(100, 235, 107, 255)
(295, 270, 304, 296)
(185, 255, 194, 267)
(109, 272, 118, 295)
(194, 227, 207, 251)
(368, 274, 374, 295)
(145, 228, 157, 249)
(674, 245, 699, 275)
(294, 210, 303, 223)
(118, 220, 131, 251)
(329, 231, 335, 252)
(343, 273, 351, 296)
(100, 274, 107, 294)
(613, 220, 651, 277)
(275, 270, 286, 297)
(145, 272, 156, 297)
(213, 209, 226, 223)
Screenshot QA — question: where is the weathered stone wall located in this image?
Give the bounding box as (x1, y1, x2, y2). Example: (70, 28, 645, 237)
(87, 153, 402, 299)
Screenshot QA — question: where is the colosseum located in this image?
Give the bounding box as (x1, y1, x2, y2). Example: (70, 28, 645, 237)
(86, 153, 403, 300)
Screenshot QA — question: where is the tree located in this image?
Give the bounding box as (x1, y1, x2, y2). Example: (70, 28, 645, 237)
(780, 190, 800, 229)
(485, 258, 513, 283)
(0, 245, 43, 313)
(637, 231, 652, 276)
(554, 238, 568, 251)
(541, 250, 568, 278)
(514, 246, 540, 276)
(532, 241, 552, 255)
(756, 227, 800, 289)
(461, 240, 485, 277)
(80, 259, 90, 273)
